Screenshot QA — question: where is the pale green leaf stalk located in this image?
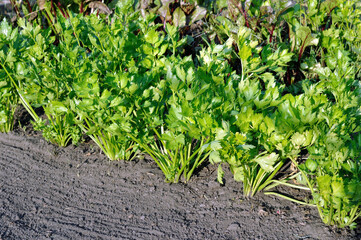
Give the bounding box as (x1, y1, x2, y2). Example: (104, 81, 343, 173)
(129, 129, 211, 183)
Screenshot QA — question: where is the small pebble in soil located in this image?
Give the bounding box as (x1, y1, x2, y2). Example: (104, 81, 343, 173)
(227, 222, 241, 231)
(258, 208, 268, 216)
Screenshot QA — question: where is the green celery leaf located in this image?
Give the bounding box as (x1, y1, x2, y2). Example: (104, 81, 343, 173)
(210, 141, 222, 151)
(254, 152, 279, 172)
(162, 131, 185, 150)
(331, 177, 345, 199)
(291, 132, 306, 147)
(238, 44, 252, 61)
(145, 29, 160, 45)
(209, 151, 222, 164)
(48, 101, 68, 114)
(317, 175, 332, 200)
(232, 166, 244, 182)
(305, 158, 317, 172)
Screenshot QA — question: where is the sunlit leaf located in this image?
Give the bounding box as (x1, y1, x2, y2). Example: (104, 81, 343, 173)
(254, 152, 278, 172)
(173, 7, 186, 28)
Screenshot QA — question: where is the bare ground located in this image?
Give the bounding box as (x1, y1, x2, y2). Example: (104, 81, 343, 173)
(0, 131, 360, 240)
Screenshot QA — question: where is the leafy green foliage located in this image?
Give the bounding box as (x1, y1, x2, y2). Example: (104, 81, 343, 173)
(0, 72, 17, 132)
(0, 19, 18, 132)
(129, 42, 236, 182)
(1, 0, 361, 229)
(0, 18, 39, 132)
(33, 101, 81, 147)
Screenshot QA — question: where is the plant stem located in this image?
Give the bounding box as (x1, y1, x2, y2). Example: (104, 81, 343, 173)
(264, 191, 315, 206)
(0, 62, 39, 122)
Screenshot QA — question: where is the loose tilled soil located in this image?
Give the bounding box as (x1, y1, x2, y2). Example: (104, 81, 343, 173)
(0, 126, 361, 239)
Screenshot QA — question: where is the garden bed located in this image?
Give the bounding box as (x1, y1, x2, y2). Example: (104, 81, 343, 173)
(1, 1, 361, 238)
(0, 128, 359, 239)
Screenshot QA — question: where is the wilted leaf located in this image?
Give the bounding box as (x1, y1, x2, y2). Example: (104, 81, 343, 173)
(37, 0, 46, 10)
(180, 0, 195, 15)
(28, 12, 38, 21)
(189, 6, 207, 25)
(88, 1, 112, 14)
(139, 0, 152, 9)
(173, 7, 186, 28)
(158, 5, 172, 23)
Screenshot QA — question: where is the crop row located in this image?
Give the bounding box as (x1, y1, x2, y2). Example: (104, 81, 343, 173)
(1, 0, 361, 229)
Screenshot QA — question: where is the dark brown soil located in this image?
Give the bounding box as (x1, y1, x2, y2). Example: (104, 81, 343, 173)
(0, 130, 360, 239)
(0, 1, 14, 21)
